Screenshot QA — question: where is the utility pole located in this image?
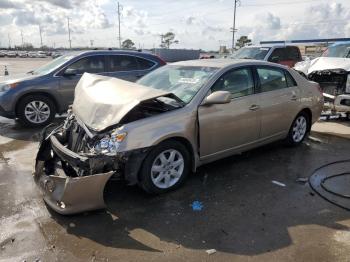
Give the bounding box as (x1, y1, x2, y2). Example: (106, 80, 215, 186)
(160, 34, 164, 48)
(231, 0, 239, 52)
(117, 2, 122, 48)
(39, 25, 43, 48)
(20, 30, 24, 47)
(8, 33, 11, 49)
(67, 17, 72, 49)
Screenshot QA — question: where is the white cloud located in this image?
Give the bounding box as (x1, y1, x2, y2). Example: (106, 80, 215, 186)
(1, 0, 350, 49)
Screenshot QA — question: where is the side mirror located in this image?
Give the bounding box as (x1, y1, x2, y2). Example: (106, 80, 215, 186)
(270, 56, 280, 63)
(202, 91, 231, 106)
(64, 68, 78, 76)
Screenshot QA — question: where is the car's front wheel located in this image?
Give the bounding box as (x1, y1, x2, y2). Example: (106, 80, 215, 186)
(139, 140, 190, 194)
(286, 112, 310, 146)
(17, 95, 56, 127)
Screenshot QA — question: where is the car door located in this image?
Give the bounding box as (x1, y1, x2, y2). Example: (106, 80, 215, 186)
(254, 66, 300, 140)
(198, 67, 260, 160)
(58, 55, 106, 108)
(106, 55, 141, 82)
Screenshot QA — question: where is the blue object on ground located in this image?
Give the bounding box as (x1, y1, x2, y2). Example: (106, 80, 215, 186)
(191, 201, 203, 211)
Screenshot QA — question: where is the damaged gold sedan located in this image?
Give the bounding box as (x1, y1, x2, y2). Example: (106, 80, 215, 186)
(34, 59, 323, 215)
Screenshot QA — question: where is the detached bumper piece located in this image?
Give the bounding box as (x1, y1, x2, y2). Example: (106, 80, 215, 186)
(33, 135, 115, 215)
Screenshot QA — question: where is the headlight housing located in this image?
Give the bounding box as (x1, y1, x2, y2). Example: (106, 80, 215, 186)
(346, 74, 350, 93)
(0, 82, 18, 93)
(93, 131, 127, 155)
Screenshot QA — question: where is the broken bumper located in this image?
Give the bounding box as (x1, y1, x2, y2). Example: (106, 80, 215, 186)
(33, 125, 151, 215)
(323, 93, 350, 113)
(33, 135, 114, 215)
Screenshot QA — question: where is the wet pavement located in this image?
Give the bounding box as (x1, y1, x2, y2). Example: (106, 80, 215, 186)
(1, 116, 350, 262)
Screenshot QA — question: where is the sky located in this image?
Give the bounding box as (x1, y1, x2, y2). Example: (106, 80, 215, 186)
(0, 0, 350, 50)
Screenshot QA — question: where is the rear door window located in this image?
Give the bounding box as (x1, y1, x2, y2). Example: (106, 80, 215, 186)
(257, 67, 288, 92)
(66, 55, 105, 74)
(136, 57, 155, 70)
(109, 55, 138, 72)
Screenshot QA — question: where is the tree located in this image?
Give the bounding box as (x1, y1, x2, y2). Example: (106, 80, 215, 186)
(160, 32, 179, 49)
(235, 36, 252, 49)
(121, 39, 135, 49)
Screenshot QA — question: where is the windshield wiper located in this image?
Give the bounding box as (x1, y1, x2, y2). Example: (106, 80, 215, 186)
(27, 70, 35, 75)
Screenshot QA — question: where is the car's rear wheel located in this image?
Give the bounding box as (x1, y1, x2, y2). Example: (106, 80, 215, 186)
(139, 140, 190, 194)
(285, 112, 309, 146)
(17, 95, 56, 127)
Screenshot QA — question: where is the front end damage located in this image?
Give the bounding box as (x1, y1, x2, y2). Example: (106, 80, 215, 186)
(33, 73, 184, 215)
(308, 69, 350, 114)
(33, 115, 150, 215)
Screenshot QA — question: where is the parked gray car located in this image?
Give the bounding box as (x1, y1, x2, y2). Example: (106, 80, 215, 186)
(0, 50, 165, 127)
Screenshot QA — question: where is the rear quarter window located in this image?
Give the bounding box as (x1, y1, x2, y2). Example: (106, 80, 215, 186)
(136, 57, 156, 70)
(285, 70, 297, 87)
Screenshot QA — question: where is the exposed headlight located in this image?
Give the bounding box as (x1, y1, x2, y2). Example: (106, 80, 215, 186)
(94, 131, 127, 155)
(0, 82, 18, 93)
(346, 74, 350, 93)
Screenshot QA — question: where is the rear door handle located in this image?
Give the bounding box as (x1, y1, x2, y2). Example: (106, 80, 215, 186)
(249, 105, 260, 111)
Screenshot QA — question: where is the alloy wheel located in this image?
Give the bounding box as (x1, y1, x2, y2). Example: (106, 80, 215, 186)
(151, 149, 185, 189)
(292, 115, 307, 143)
(24, 100, 51, 124)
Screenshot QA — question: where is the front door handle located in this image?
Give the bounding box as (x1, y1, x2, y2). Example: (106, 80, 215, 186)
(291, 95, 297, 101)
(249, 105, 260, 111)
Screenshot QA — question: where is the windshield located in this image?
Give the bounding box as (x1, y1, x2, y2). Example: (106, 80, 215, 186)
(231, 47, 270, 60)
(137, 65, 218, 104)
(322, 43, 350, 58)
(31, 54, 75, 75)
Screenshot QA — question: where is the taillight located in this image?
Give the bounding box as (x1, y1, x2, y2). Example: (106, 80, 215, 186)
(157, 56, 166, 65)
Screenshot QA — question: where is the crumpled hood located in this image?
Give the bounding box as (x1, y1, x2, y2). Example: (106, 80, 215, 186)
(72, 73, 170, 131)
(294, 57, 350, 75)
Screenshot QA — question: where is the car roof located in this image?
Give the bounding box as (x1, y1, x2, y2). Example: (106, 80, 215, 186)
(330, 41, 350, 47)
(65, 50, 157, 59)
(245, 45, 298, 49)
(171, 58, 288, 69)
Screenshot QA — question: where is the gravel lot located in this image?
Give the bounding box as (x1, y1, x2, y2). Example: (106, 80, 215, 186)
(1, 58, 350, 262)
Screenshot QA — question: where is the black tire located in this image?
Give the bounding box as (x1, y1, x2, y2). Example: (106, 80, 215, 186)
(139, 140, 191, 194)
(285, 111, 310, 146)
(17, 95, 56, 127)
